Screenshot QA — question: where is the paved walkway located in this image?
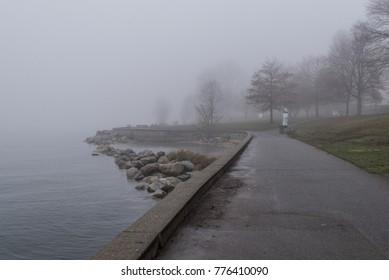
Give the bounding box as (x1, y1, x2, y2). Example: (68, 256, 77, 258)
(157, 130, 389, 259)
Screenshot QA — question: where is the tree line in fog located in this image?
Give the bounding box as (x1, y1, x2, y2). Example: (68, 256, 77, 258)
(194, 0, 389, 126)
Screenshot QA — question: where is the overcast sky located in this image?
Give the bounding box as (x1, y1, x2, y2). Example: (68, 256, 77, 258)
(0, 0, 369, 135)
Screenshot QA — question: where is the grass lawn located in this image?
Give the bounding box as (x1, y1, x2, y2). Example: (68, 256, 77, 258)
(290, 113, 389, 174)
(165, 120, 278, 132)
(215, 120, 278, 131)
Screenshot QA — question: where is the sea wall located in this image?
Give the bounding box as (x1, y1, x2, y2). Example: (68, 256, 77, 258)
(91, 132, 252, 259)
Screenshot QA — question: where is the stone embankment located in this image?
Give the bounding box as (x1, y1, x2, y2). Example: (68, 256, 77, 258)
(91, 131, 252, 259)
(86, 131, 216, 199)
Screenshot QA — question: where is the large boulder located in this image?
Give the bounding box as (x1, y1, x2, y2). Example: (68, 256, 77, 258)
(141, 163, 160, 176)
(143, 175, 160, 184)
(160, 162, 185, 176)
(159, 177, 181, 192)
(124, 161, 136, 169)
(157, 155, 169, 164)
(140, 156, 157, 165)
(126, 167, 139, 179)
(147, 180, 165, 193)
(181, 161, 194, 172)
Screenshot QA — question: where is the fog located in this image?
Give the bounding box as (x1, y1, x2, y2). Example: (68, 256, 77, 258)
(0, 0, 368, 135)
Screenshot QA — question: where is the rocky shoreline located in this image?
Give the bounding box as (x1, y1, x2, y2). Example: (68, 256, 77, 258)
(86, 131, 216, 199)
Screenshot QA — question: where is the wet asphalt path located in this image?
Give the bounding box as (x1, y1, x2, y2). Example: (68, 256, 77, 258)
(157, 129, 389, 259)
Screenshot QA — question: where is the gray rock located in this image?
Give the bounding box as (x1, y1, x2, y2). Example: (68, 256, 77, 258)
(160, 177, 181, 187)
(140, 156, 157, 165)
(142, 176, 160, 184)
(177, 174, 191, 182)
(120, 155, 130, 162)
(141, 163, 160, 176)
(135, 183, 148, 191)
(147, 180, 165, 193)
(152, 189, 167, 199)
(157, 155, 169, 164)
(124, 161, 136, 169)
(134, 172, 144, 181)
(160, 162, 185, 176)
(157, 151, 165, 158)
(181, 160, 194, 172)
(152, 172, 164, 178)
(130, 160, 144, 169)
(160, 177, 181, 192)
(126, 167, 139, 179)
(138, 149, 155, 157)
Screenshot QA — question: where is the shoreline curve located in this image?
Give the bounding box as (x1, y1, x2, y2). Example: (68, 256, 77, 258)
(91, 132, 252, 260)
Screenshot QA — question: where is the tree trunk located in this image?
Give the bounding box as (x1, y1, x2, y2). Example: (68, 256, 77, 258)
(270, 107, 274, 123)
(315, 88, 319, 118)
(356, 92, 362, 116)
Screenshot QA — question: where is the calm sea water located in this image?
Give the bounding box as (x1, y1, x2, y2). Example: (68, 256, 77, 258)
(0, 131, 225, 260)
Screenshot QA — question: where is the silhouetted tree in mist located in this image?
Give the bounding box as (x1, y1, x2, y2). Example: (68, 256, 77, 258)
(365, 0, 389, 54)
(246, 59, 294, 123)
(327, 31, 356, 116)
(195, 80, 223, 136)
(327, 24, 386, 116)
(297, 56, 328, 118)
(352, 22, 385, 115)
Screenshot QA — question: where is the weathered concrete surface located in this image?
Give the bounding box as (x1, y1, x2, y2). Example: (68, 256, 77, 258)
(157, 129, 389, 259)
(91, 133, 252, 259)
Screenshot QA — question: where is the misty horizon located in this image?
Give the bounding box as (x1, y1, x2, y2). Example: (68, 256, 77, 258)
(0, 0, 369, 134)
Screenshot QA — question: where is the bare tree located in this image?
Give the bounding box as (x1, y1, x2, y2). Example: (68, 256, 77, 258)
(352, 22, 385, 115)
(197, 62, 247, 120)
(361, 0, 389, 73)
(328, 26, 385, 116)
(297, 56, 328, 118)
(195, 80, 223, 135)
(366, 0, 389, 41)
(246, 58, 293, 123)
(327, 31, 356, 115)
